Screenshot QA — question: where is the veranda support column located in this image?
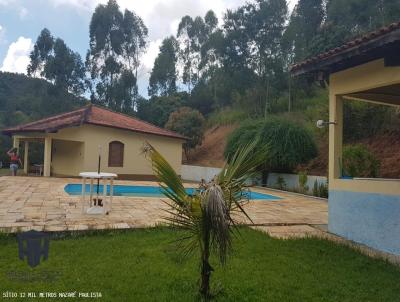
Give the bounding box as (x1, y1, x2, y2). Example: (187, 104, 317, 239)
(43, 137, 52, 177)
(24, 141, 29, 175)
(328, 94, 343, 181)
(13, 137, 20, 149)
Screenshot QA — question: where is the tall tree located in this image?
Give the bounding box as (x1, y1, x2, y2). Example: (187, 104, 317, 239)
(86, 0, 148, 113)
(309, 0, 400, 55)
(284, 0, 324, 62)
(148, 37, 178, 97)
(177, 16, 196, 93)
(199, 11, 222, 84)
(27, 28, 54, 77)
(223, 0, 288, 115)
(27, 29, 86, 97)
(247, 0, 287, 81)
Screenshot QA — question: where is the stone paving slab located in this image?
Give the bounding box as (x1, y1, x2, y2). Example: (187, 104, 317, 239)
(0, 176, 328, 233)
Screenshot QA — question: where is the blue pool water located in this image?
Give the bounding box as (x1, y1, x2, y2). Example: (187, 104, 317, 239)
(64, 184, 281, 200)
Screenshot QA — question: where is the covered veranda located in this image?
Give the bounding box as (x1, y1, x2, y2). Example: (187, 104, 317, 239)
(291, 22, 400, 255)
(12, 135, 51, 177)
(12, 134, 84, 177)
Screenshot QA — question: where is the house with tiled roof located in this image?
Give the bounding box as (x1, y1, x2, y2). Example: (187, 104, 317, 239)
(2, 104, 186, 179)
(291, 21, 400, 255)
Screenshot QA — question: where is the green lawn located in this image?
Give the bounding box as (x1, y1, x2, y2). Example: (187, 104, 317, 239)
(0, 227, 399, 301)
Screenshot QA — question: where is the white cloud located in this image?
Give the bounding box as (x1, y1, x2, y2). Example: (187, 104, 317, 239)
(49, 0, 105, 11)
(48, 0, 243, 37)
(141, 39, 162, 70)
(0, 25, 5, 44)
(19, 6, 28, 19)
(0, 0, 15, 5)
(135, 39, 162, 96)
(1, 36, 33, 74)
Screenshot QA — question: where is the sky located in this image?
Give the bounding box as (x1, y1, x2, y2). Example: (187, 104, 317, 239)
(0, 0, 298, 96)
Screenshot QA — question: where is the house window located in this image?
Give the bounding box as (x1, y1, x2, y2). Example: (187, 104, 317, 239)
(108, 141, 124, 167)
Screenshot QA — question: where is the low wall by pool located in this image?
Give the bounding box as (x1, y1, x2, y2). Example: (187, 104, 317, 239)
(329, 190, 400, 255)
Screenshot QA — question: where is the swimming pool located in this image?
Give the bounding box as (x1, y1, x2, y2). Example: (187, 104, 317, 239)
(64, 184, 281, 200)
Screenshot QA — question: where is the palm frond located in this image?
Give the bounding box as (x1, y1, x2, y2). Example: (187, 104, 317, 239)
(143, 140, 267, 268)
(201, 184, 231, 264)
(217, 139, 267, 222)
(142, 143, 189, 208)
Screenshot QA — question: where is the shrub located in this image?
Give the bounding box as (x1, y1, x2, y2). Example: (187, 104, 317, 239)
(275, 176, 286, 190)
(342, 144, 380, 177)
(313, 179, 328, 198)
(165, 107, 205, 156)
(298, 171, 309, 193)
(318, 182, 329, 198)
(258, 118, 318, 172)
(224, 120, 264, 160)
(225, 118, 318, 184)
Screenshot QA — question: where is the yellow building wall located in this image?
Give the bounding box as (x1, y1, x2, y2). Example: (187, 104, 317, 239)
(47, 124, 183, 177)
(52, 139, 84, 176)
(328, 58, 400, 195)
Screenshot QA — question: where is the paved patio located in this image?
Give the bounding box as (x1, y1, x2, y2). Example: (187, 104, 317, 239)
(0, 176, 327, 236)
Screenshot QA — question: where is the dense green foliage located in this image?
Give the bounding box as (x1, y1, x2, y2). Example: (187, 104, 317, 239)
(21, 0, 400, 129)
(28, 29, 86, 96)
(225, 118, 318, 174)
(165, 107, 205, 155)
(86, 0, 147, 113)
(342, 145, 380, 178)
(0, 72, 84, 164)
(148, 37, 178, 97)
(1, 228, 400, 301)
(136, 93, 187, 127)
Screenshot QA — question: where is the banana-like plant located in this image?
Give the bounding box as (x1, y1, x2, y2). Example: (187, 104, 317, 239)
(142, 140, 266, 298)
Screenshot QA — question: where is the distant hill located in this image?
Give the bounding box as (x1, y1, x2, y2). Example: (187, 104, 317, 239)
(0, 72, 86, 163)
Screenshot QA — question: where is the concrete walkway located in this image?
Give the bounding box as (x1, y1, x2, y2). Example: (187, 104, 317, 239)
(0, 176, 327, 236)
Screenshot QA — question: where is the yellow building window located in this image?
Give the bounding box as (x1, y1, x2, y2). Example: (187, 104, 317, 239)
(108, 141, 124, 167)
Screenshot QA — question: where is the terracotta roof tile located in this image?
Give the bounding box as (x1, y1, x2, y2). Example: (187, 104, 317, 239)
(2, 104, 186, 140)
(290, 21, 400, 72)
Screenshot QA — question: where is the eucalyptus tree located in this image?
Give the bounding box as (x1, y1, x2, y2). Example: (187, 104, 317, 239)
(176, 15, 197, 93)
(199, 10, 221, 76)
(222, 0, 288, 115)
(148, 37, 178, 97)
(308, 0, 400, 56)
(27, 28, 86, 97)
(86, 0, 148, 113)
(247, 0, 287, 84)
(284, 0, 324, 62)
(27, 28, 54, 77)
(177, 13, 218, 93)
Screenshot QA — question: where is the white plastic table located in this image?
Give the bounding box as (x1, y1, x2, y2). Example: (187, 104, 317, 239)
(79, 172, 118, 215)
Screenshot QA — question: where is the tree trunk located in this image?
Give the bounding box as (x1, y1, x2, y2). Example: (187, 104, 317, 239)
(288, 72, 291, 113)
(199, 244, 213, 299)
